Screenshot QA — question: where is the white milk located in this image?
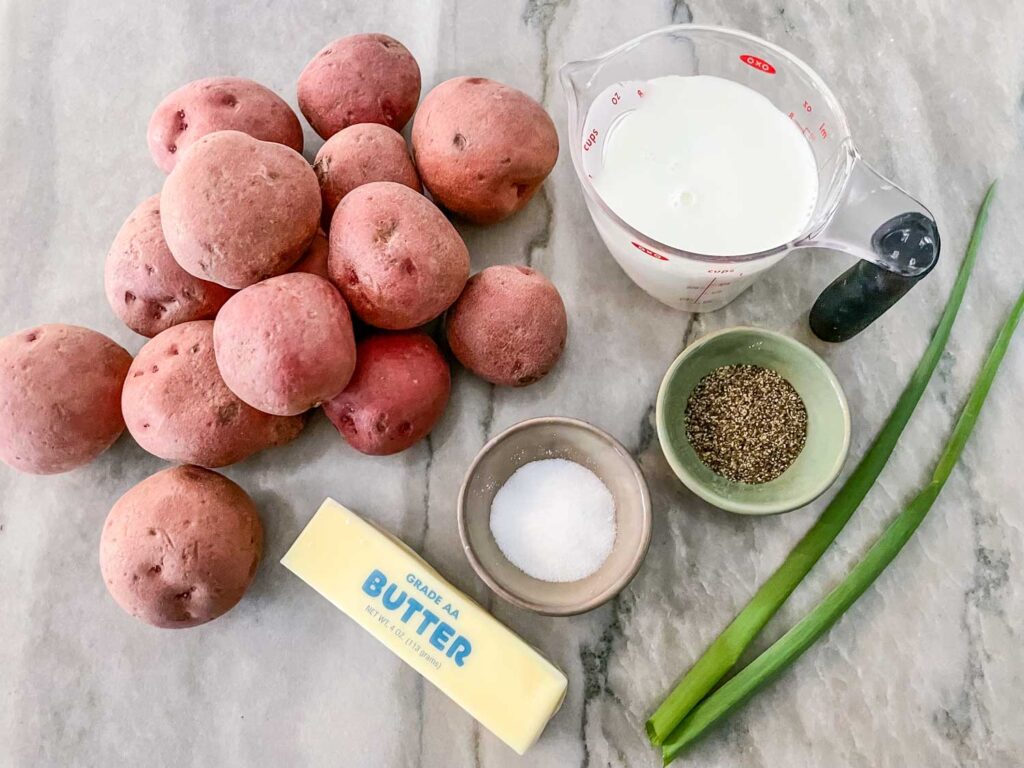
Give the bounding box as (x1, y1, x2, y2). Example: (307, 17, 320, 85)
(592, 75, 819, 257)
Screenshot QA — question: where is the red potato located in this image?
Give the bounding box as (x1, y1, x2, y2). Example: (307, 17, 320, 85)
(0, 325, 132, 474)
(298, 33, 421, 139)
(105, 194, 234, 337)
(161, 131, 321, 289)
(328, 182, 469, 329)
(147, 76, 303, 173)
(314, 123, 420, 214)
(412, 77, 559, 224)
(323, 333, 450, 455)
(290, 230, 330, 280)
(121, 321, 304, 467)
(214, 273, 357, 416)
(100, 465, 262, 628)
(446, 265, 567, 386)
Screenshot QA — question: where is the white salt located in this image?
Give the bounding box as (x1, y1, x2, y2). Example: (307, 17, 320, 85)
(489, 458, 616, 583)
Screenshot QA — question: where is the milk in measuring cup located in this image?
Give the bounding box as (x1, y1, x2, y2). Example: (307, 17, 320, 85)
(592, 75, 818, 256)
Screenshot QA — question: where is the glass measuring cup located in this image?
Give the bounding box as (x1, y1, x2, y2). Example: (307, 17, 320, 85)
(560, 25, 940, 342)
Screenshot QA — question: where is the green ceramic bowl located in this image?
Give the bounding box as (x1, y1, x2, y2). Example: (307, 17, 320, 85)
(656, 327, 850, 515)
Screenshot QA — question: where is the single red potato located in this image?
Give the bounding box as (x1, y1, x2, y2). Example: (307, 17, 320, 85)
(412, 77, 558, 224)
(214, 273, 357, 416)
(100, 465, 262, 629)
(121, 320, 304, 467)
(446, 265, 567, 386)
(0, 325, 132, 474)
(161, 131, 321, 289)
(328, 182, 469, 329)
(147, 76, 303, 173)
(314, 123, 420, 214)
(105, 194, 234, 337)
(298, 33, 420, 139)
(323, 333, 450, 455)
(290, 230, 330, 280)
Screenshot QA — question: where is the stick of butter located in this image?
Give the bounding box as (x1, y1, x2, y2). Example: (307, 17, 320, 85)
(281, 499, 568, 755)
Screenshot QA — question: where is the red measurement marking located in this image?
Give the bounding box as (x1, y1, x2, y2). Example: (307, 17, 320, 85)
(788, 110, 829, 140)
(740, 54, 775, 74)
(637, 88, 645, 97)
(611, 91, 621, 105)
(788, 114, 816, 140)
(632, 241, 668, 261)
(694, 277, 717, 302)
(583, 128, 599, 152)
(707, 268, 735, 275)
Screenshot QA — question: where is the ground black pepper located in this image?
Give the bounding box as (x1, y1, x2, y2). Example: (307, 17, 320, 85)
(684, 364, 807, 484)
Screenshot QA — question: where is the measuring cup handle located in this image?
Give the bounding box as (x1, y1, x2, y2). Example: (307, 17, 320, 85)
(804, 155, 940, 342)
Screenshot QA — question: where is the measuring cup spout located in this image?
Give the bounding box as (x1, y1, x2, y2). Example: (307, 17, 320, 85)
(804, 152, 941, 342)
(559, 59, 596, 123)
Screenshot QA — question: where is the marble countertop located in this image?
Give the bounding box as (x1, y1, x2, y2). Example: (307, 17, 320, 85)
(2, 1, 1022, 766)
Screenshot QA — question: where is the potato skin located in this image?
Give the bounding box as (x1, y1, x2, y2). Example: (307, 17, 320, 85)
(298, 33, 421, 139)
(147, 76, 303, 173)
(122, 321, 304, 467)
(161, 131, 321, 289)
(105, 194, 234, 337)
(290, 230, 330, 280)
(314, 123, 420, 214)
(0, 325, 132, 474)
(446, 265, 567, 386)
(323, 333, 450, 456)
(100, 465, 262, 629)
(214, 273, 356, 416)
(411, 77, 558, 224)
(328, 182, 469, 330)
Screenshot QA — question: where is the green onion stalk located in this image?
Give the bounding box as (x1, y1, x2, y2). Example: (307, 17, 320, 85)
(663, 281, 1024, 762)
(646, 183, 998, 745)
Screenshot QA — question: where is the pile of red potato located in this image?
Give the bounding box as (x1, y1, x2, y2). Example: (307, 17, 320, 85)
(0, 34, 567, 628)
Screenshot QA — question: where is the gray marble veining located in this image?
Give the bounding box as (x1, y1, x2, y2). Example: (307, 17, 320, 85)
(1, 1, 1022, 766)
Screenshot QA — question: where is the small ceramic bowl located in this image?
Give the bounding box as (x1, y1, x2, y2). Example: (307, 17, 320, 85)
(656, 327, 850, 515)
(458, 417, 652, 616)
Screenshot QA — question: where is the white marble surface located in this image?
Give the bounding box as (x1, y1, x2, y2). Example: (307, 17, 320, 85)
(1, 1, 1023, 766)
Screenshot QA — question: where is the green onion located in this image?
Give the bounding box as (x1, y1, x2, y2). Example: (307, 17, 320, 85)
(663, 282, 1024, 763)
(646, 183, 997, 746)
